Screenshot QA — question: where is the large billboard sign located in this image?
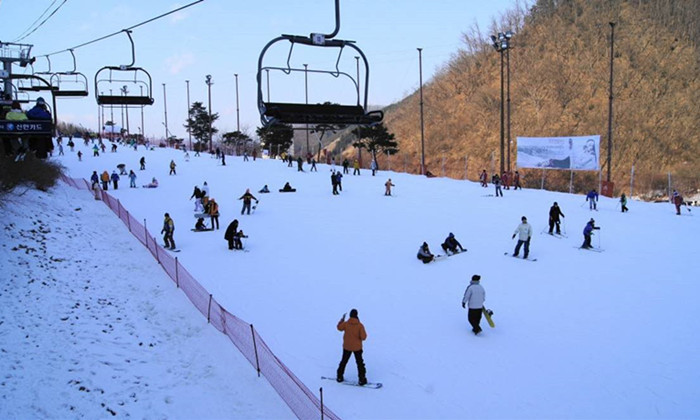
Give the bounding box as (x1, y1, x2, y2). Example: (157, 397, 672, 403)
(516, 135, 600, 171)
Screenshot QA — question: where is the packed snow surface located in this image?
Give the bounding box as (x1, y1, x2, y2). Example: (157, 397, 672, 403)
(2, 140, 699, 419)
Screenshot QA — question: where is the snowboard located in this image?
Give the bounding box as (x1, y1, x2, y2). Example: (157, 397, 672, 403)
(504, 252, 537, 262)
(321, 376, 382, 389)
(483, 308, 495, 328)
(165, 248, 181, 253)
(191, 228, 214, 232)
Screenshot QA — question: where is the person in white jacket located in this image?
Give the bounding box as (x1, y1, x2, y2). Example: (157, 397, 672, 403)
(462, 275, 486, 335)
(511, 216, 533, 259)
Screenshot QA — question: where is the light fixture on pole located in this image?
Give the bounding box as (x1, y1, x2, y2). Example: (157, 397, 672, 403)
(186, 80, 191, 150)
(234, 73, 240, 132)
(162, 83, 169, 141)
(109, 88, 114, 133)
(490, 31, 513, 176)
(417, 47, 425, 175)
(140, 86, 145, 141)
(205, 74, 213, 152)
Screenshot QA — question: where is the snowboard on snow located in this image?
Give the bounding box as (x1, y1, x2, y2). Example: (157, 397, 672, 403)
(165, 248, 181, 253)
(483, 308, 495, 328)
(191, 228, 214, 232)
(504, 252, 537, 262)
(321, 376, 382, 389)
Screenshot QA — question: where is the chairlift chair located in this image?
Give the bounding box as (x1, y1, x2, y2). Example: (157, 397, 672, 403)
(50, 50, 89, 97)
(94, 31, 154, 107)
(18, 61, 55, 93)
(257, 0, 382, 128)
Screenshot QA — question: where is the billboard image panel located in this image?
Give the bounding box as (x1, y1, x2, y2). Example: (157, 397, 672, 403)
(516, 135, 600, 171)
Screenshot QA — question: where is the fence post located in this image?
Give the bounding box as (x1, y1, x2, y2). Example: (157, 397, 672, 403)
(667, 171, 672, 201)
(118, 199, 122, 220)
(144, 219, 148, 249)
(320, 387, 325, 420)
(250, 324, 261, 377)
(175, 257, 180, 288)
(465, 155, 468, 180)
(207, 294, 213, 323)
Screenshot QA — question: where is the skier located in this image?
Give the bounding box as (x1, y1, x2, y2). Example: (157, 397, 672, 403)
(336, 171, 343, 191)
(297, 156, 304, 172)
(139, 156, 146, 170)
(161, 213, 176, 249)
(336, 309, 368, 386)
(90, 171, 99, 188)
(417, 242, 435, 264)
(310, 158, 317, 172)
(384, 178, 395, 196)
(110, 170, 120, 190)
(169, 160, 177, 175)
(342, 158, 350, 174)
(479, 169, 488, 187)
(548, 202, 565, 235)
(370, 158, 378, 176)
(492, 173, 503, 197)
(224, 219, 239, 250)
(441, 233, 465, 255)
(511, 216, 533, 259)
(238, 189, 258, 215)
(461, 274, 486, 335)
(77, 150, 83, 161)
(581, 218, 600, 249)
(586, 188, 599, 210)
(620, 193, 629, 213)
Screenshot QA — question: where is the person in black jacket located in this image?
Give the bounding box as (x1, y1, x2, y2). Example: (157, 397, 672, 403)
(238, 189, 258, 215)
(224, 219, 239, 250)
(548, 202, 565, 235)
(441, 233, 465, 255)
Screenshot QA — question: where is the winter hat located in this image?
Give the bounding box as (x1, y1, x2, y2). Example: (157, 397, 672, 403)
(472, 274, 481, 282)
(349, 309, 358, 318)
(589, 218, 595, 223)
(422, 242, 428, 247)
(449, 232, 454, 238)
(36, 97, 45, 105)
(521, 216, 527, 222)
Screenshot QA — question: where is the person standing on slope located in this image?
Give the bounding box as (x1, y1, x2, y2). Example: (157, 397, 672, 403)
(238, 189, 258, 215)
(384, 178, 395, 196)
(620, 193, 629, 213)
(548, 202, 565, 235)
(586, 188, 599, 210)
(511, 216, 533, 259)
(462, 274, 486, 335)
(336, 309, 368, 386)
(224, 219, 239, 250)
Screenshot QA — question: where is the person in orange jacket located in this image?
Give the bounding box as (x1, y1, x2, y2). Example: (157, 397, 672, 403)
(336, 309, 368, 385)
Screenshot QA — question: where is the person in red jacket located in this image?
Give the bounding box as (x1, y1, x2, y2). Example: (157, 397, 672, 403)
(336, 309, 368, 385)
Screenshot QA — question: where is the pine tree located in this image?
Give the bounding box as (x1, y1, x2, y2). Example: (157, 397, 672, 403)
(256, 124, 294, 157)
(352, 123, 399, 170)
(184, 102, 219, 151)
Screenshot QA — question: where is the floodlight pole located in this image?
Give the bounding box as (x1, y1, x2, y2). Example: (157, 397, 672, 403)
(122, 85, 130, 138)
(206, 74, 213, 152)
(418, 48, 425, 175)
(606, 22, 615, 183)
(139, 86, 145, 141)
(304, 63, 309, 156)
(235, 73, 240, 132)
(109, 89, 114, 137)
(186, 80, 191, 150)
(162, 83, 169, 141)
(506, 47, 512, 173)
(355, 56, 362, 165)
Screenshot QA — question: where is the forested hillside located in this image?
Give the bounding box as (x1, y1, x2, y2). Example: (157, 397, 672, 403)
(338, 0, 699, 197)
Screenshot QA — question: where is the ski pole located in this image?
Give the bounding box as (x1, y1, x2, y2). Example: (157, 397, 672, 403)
(597, 230, 602, 249)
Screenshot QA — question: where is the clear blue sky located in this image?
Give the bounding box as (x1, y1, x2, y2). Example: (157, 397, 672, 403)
(1, 0, 518, 140)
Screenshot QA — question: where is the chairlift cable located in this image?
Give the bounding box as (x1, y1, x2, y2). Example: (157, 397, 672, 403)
(14, 0, 69, 43)
(40, 0, 204, 58)
(12, 0, 59, 42)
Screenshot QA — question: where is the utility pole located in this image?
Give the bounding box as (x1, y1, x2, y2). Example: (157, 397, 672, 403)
(234, 73, 240, 131)
(162, 83, 169, 141)
(417, 48, 425, 175)
(304, 63, 309, 156)
(186, 80, 191, 150)
(606, 22, 615, 183)
(205, 74, 213, 152)
(140, 86, 145, 141)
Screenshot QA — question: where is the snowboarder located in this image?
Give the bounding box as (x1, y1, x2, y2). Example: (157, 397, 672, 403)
(353, 159, 360, 175)
(461, 274, 486, 335)
(582, 218, 600, 249)
(441, 233, 465, 255)
(190, 186, 204, 212)
(194, 217, 208, 231)
(143, 177, 159, 188)
(238, 189, 258, 215)
(511, 216, 533, 259)
(90, 171, 99, 188)
(161, 213, 176, 249)
(224, 219, 239, 250)
(336, 171, 343, 191)
(139, 156, 146, 170)
(100, 170, 110, 190)
(384, 178, 395, 196)
(331, 172, 340, 195)
(548, 202, 565, 234)
(586, 188, 599, 210)
(310, 158, 317, 172)
(672, 190, 684, 215)
(280, 182, 296, 192)
(417, 242, 435, 264)
(77, 150, 82, 161)
(297, 156, 304, 172)
(620, 193, 629, 213)
(169, 160, 177, 175)
(336, 309, 368, 386)
(342, 158, 350, 174)
(258, 185, 270, 193)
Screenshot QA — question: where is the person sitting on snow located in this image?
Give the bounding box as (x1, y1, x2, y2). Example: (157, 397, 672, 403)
(258, 185, 270, 193)
(417, 242, 434, 264)
(441, 233, 465, 255)
(194, 217, 208, 231)
(143, 177, 159, 188)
